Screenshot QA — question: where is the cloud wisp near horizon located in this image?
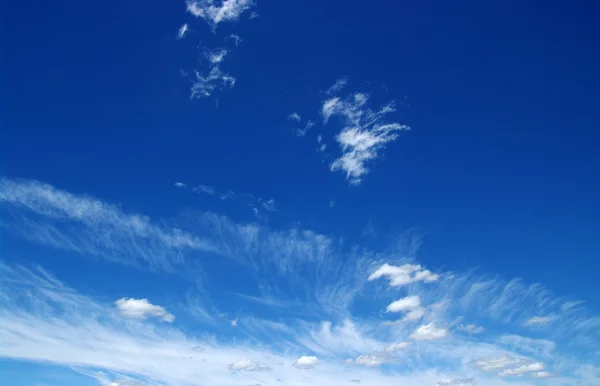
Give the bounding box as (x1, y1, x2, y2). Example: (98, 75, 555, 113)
(1, 177, 599, 386)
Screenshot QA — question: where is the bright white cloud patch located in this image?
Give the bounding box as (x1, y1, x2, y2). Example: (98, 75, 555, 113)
(498, 362, 545, 376)
(114, 298, 175, 322)
(186, 0, 254, 30)
(177, 23, 189, 39)
(385, 296, 425, 322)
(385, 342, 411, 352)
(292, 355, 319, 369)
(205, 48, 228, 64)
(321, 87, 409, 184)
(409, 323, 447, 341)
(369, 263, 439, 287)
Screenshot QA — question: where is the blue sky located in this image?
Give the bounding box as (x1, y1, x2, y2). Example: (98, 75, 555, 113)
(1, 0, 599, 385)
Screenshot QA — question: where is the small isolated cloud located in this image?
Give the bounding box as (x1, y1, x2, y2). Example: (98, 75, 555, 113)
(295, 120, 315, 137)
(114, 298, 174, 323)
(385, 342, 411, 352)
(385, 296, 425, 322)
(228, 359, 270, 371)
(437, 378, 476, 386)
(174, 182, 187, 188)
(186, 0, 254, 30)
(321, 89, 409, 184)
(227, 33, 242, 46)
(326, 77, 348, 95)
(457, 324, 484, 334)
(288, 112, 301, 122)
(329, 199, 335, 208)
(293, 356, 319, 369)
(368, 263, 439, 287)
(231, 318, 238, 327)
(177, 23, 189, 39)
(409, 323, 447, 341)
(261, 199, 277, 212)
(249, 11, 259, 19)
(524, 315, 554, 326)
(205, 48, 228, 64)
(190, 66, 236, 99)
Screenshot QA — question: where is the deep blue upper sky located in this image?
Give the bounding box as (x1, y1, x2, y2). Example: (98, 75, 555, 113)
(2, 0, 599, 316)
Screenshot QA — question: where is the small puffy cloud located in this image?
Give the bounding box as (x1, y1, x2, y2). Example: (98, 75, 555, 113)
(386, 296, 421, 312)
(186, 0, 254, 30)
(457, 324, 484, 334)
(231, 318, 238, 327)
(114, 298, 174, 322)
(385, 342, 411, 352)
(177, 23, 189, 39)
(524, 315, 554, 326)
(288, 112, 301, 121)
(437, 378, 476, 386)
(369, 263, 439, 287)
(228, 359, 270, 371)
(174, 182, 187, 188)
(409, 323, 447, 341)
(498, 362, 545, 377)
(293, 356, 319, 369)
(205, 48, 228, 64)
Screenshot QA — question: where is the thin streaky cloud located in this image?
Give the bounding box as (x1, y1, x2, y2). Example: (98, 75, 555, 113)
(288, 112, 301, 121)
(325, 77, 348, 95)
(524, 315, 554, 326)
(0, 178, 218, 271)
(205, 48, 228, 64)
(190, 66, 236, 99)
(177, 23, 189, 39)
(174, 182, 187, 188)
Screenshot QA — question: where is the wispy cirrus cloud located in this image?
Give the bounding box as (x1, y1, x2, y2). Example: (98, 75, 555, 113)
(321, 84, 409, 184)
(3, 180, 600, 386)
(177, 23, 189, 39)
(0, 178, 218, 272)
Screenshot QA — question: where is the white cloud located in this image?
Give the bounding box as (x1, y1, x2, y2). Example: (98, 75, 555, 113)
(524, 315, 554, 326)
(231, 318, 238, 327)
(498, 362, 544, 377)
(292, 356, 319, 369)
(261, 199, 277, 212)
(190, 66, 236, 99)
(228, 359, 270, 371)
(114, 298, 175, 323)
(320, 89, 409, 184)
(0, 178, 217, 271)
(177, 23, 189, 39)
(385, 342, 411, 352)
(325, 77, 348, 95)
(531, 371, 554, 378)
(368, 263, 439, 287)
(295, 120, 315, 137)
(186, 0, 254, 30)
(288, 112, 301, 121)
(409, 323, 447, 341)
(174, 182, 187, 188)
(227, 33, 242, 46)
(205, 48, 228, 64)
(457, 324, 485, 334)
(473, 355, 529, 372)
(437, 378, 476, 386)
(386, 296, 421, 312)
